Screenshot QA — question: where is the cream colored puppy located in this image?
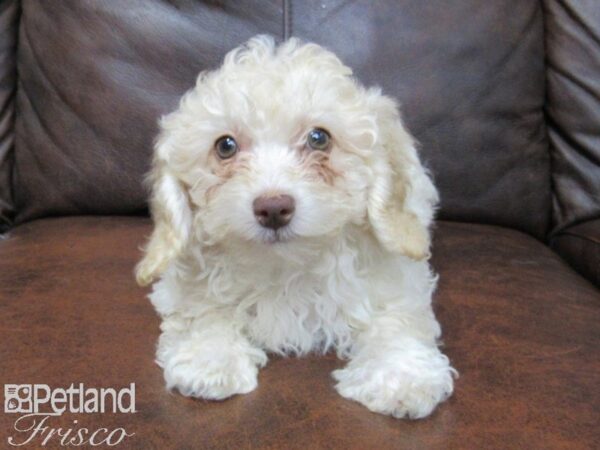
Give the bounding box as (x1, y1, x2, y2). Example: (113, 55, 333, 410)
(136, 36, 456, 419)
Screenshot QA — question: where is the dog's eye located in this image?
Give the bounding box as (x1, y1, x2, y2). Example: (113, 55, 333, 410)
(215, 136, 238, 159)
(306, 128, 331, 151)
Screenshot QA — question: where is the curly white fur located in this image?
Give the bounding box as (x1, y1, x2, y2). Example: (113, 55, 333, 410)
(136, 36, 456, 419)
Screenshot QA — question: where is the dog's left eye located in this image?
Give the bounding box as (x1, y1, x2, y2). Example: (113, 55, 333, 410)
(215, 136, 238, 159)
(306, 128, 331, 151)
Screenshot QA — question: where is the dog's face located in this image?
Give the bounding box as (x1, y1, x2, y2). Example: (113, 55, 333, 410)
(177, 42, 375, 248)
(136, 36, 438, 286)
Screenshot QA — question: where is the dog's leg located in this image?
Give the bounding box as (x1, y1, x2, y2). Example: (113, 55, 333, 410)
(332, 306, 456, 419)
(156, 312, 267, 400)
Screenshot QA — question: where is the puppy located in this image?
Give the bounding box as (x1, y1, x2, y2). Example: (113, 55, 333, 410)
(136, 36, 456, 419)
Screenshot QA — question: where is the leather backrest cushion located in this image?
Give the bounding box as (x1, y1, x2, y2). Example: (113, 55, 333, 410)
(13, 0, 283, 222)
(0, 0, 19, 232)
(545, 0, 600, 234)
(290, 0, 550, 237)
(13, 1, 550, 237)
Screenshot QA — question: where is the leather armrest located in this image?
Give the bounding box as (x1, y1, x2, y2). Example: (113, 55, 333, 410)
(551, 219, 600, 288)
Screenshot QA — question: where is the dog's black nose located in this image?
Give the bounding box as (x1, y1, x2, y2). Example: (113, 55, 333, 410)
(253, 195, 295, 230)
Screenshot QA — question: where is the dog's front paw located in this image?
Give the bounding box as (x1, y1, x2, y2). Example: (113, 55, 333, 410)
(332, 347, 456, 419)
(159, 341, 266, 400)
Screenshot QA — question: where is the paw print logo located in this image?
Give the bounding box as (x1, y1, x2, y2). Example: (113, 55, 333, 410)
(4, 385, 33, 413)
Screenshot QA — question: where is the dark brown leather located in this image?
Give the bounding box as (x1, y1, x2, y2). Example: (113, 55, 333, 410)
(12, 1, 552, 238)
(291, 0, 551, 238)
(552, 218, 600, 288)
(1, 217, 598, 448)
(13, 0, 283, 224)
(545, 0, 600, 235)
(0, 0, 19, 232)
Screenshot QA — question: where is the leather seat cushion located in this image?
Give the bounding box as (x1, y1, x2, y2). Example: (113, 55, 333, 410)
(0, 217, 598, 448)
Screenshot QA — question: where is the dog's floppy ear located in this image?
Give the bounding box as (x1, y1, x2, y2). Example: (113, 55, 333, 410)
(135, 138, 192, 286)
(367, 94, 438, 260)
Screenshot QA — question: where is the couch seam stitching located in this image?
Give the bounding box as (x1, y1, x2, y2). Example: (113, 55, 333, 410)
(283, 0, 291, 40)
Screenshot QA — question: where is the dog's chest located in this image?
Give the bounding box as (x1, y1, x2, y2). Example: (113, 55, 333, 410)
(239, 272, 368, 355)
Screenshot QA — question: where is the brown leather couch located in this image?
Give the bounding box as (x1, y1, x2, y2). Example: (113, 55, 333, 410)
(1, 1, 598, 448)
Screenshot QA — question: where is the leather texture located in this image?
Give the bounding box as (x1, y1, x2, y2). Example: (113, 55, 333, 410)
(2, 3, 600, 446)
(290, 0, 550, 238)
(11, 0, 552, 238)
(545, 0, 600, 235)
(1, 217, 598, 449)
(552, 219, 600, 288)
(13, 0, 283, 224)
(0, 0, 19, 232)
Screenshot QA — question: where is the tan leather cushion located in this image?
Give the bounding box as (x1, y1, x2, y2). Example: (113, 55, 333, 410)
(1, 217, 598, 448)
(12, 1, 551, 237)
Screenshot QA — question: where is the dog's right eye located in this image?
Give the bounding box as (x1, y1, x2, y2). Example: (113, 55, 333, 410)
(215, 136, 238, 159)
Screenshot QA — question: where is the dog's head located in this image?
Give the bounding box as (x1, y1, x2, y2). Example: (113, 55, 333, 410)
(136, 36, 438, 286)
